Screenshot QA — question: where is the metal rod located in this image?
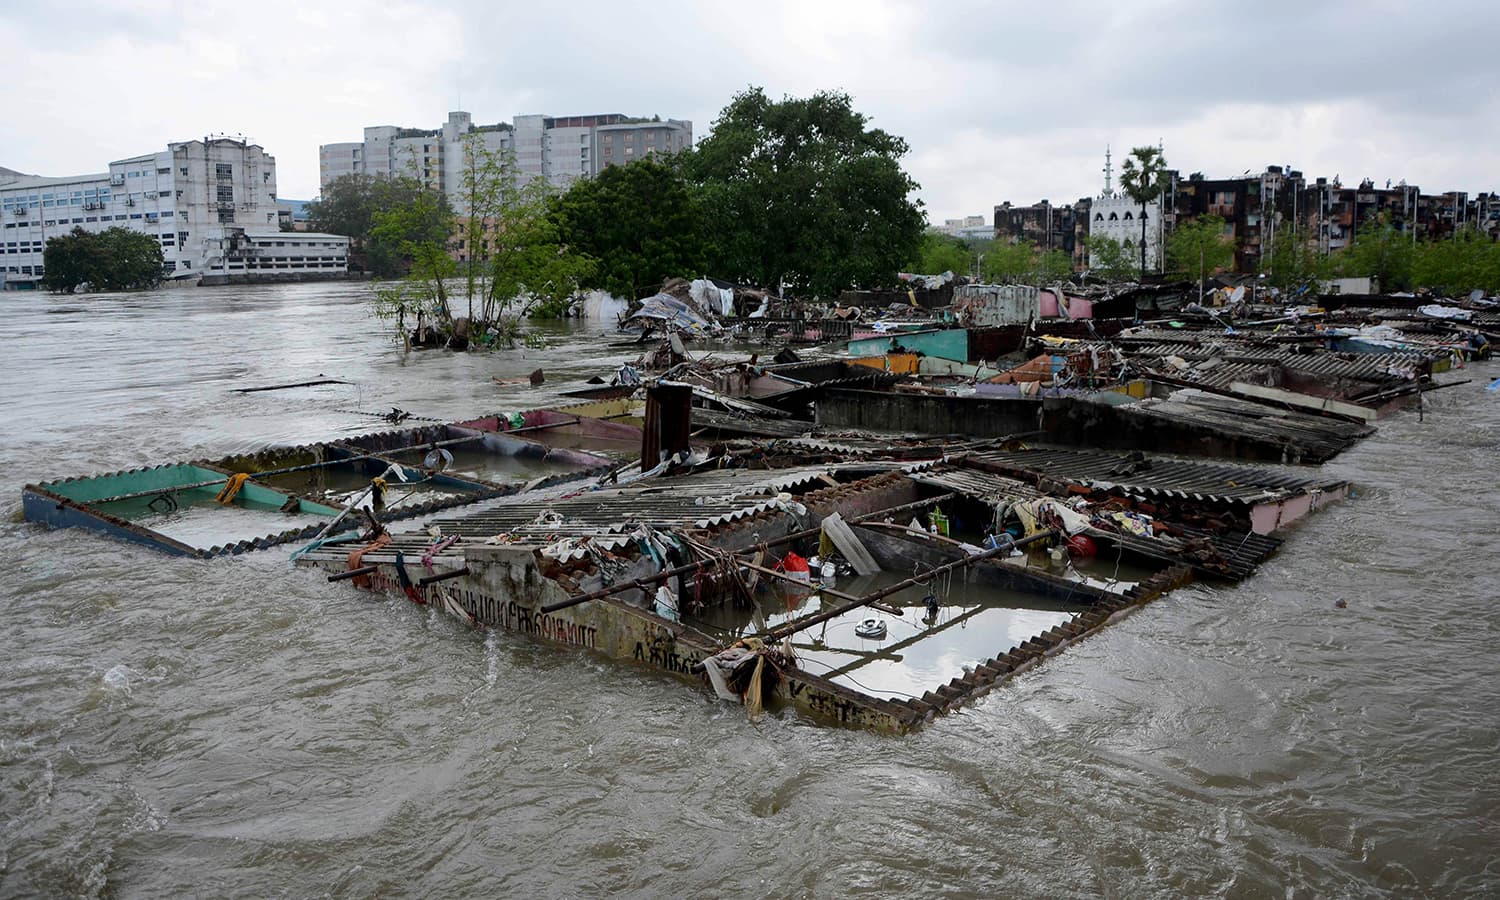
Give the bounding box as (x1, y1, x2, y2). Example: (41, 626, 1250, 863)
(329, 565, 378, 582)
(538, 492, 959, 613)
(761, 530, 1057, 643)
(737, 560, 905, 615)
(418, 566, 471, 586)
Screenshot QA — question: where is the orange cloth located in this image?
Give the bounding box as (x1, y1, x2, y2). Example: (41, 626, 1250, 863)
(345, 533, 392, 589)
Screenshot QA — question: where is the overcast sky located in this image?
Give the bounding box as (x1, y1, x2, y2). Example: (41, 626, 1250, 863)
(3, 1, 1497, 221)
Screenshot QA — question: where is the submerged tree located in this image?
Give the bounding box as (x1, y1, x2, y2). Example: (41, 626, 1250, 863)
(42, 227, 162, 292)
(552, 157, 706, 300)
(682, 87, 925, 296)
(374, 137, 595, 348)
(1119, 146, 1169, 277)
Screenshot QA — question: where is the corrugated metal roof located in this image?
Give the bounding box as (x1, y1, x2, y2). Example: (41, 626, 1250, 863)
(909, 465, 1043, 501)
(960, 447, 1345, 505)
(305, 463, 852, 564)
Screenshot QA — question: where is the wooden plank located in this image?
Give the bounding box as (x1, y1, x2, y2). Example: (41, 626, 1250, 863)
(1228, 381, 1378, 422)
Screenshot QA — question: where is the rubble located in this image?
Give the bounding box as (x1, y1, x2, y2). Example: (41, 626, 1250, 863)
(20, 277, 1490, 733)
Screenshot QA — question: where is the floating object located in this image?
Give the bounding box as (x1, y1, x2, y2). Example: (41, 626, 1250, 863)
(232, 377, 350, 394)
(423, 448, 454, 471)
(854, 617, 887, 640)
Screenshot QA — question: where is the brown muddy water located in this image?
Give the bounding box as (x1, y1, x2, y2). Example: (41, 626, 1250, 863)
(1, 283, 1497, 897)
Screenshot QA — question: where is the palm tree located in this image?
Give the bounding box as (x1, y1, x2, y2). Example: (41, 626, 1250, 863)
(1119, 146, 1169, 278)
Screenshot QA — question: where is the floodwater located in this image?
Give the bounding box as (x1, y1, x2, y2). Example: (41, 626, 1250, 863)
(2, 283, 1497, 897)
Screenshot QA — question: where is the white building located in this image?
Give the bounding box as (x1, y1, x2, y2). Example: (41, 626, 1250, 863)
(1088, 194, 1161, 272)
(1, 137, 345, 289)
(201, 230, 350, 284)
(319, 110, 693, 208)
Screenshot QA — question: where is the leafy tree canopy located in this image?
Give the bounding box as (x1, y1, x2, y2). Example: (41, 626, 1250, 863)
(907, 232, 973, 276)
(1166, 214, 1235, 281)
(980, 239, 1071, 283)
(552, 157, 705, 300)
(1335, 216, 1416, 292)
(682, 87, 925, 297)
(42, 227, 162, 292)
(308, 173, 452, 276)
(373, 140, 595, 347)
(1411, 226, 1500, 296)
(1085, 234, 1135, 282)
(1260, 228, 1335, 292)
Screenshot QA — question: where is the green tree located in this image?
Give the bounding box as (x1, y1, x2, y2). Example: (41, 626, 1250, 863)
(1036, 248, 1074, 281)
(980, 239, 1068, 282)
(1261, 228, 1335, 293)
(1336, 216, 1416, 292)
(42, 227, 162, 292)
(1084, 234, 1134, 282)
(682, 87, 924, 296)
(1119, 146, 1169, 277)
(551, 157, 706, 299)
(1166, 214, 1235, 283)
(374, 142, 595, 347)
(908, 232, 973, 276)
(981, 239, 1035, 282)
(308, 173, 450, 276)
(1412, 227, 1500, 296)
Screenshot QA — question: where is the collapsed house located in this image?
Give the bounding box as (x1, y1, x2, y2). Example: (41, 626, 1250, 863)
(20, 279, 1491, 732)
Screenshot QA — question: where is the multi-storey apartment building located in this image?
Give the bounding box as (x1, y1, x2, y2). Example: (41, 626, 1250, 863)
(319, 110, 693, 206)
(1, 137, 348, 290)
(992, 153, 1499, 276)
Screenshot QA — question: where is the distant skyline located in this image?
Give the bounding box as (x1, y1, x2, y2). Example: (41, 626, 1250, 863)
(3, 1, 1497, 221)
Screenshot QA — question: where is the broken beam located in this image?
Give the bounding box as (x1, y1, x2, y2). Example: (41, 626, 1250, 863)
(538, 492, 960, 613)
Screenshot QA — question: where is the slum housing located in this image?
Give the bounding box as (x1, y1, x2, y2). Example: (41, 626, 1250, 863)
(23, 277, 1495, 732)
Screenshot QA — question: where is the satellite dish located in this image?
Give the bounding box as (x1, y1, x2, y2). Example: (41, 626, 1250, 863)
(1229, 286, 1246, 304)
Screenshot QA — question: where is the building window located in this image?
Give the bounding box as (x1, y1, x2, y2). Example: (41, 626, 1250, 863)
(215, 163, 233, 178)
(217, 185, 234, 203)
(218, 209, 235, 223)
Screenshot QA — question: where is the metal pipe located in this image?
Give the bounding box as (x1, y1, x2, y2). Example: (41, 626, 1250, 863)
(538, 492, 960, 613)
(418, 566, 471, 586)
(328, 565, 378, 582)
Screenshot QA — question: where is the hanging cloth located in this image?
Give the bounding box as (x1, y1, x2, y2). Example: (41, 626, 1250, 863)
(215, 473, 250, 505)
(345, 532, 392, 588)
